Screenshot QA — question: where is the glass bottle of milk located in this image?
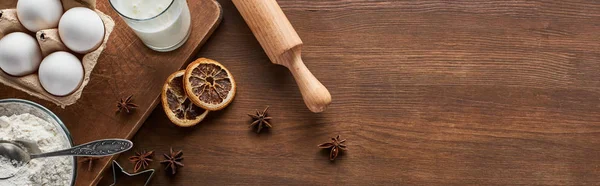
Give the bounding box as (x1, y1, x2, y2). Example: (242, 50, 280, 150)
(109, 0, 192, 52)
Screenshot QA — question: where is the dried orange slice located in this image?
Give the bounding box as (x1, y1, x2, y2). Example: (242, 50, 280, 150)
(184, 58, 236, 111)
(162, 70, 209, 127)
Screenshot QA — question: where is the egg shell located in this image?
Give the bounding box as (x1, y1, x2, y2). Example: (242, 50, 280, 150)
(38, 51, 83, 96)
(59, 7, 104, 54)
(0, 32, 42, 76)
(17, 0, 63, 32)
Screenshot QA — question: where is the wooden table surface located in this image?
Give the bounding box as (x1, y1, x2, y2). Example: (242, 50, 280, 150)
(90, 0, 600, 185)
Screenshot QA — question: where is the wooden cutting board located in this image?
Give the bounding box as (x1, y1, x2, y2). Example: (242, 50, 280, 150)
(0, 0, 222, 185)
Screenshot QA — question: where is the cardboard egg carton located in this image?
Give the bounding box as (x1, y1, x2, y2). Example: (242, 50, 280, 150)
(0, 0, 114, 108)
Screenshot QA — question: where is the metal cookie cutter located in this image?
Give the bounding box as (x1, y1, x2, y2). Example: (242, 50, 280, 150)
(110, 160, 155, 186)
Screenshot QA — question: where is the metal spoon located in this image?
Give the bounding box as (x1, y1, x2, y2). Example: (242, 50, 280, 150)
(0, 139, 133, 179)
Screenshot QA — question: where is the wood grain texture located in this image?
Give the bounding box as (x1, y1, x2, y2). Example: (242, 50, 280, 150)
(0, 0, 222, 185)
(28, 0, 600, 185)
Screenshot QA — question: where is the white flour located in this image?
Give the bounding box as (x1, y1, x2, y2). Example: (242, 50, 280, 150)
(0, 113, 73, 186)
(0, 156, 20, 178)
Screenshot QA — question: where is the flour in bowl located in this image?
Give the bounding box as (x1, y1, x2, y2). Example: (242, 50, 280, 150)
(0, 113, 73, 186)
(0, 156, 20, 178)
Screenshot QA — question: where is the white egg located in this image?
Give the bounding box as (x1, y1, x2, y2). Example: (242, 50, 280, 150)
(17, 0, 63, 32)
(0, 32, 42, 76)
(59, 7, 105, 54)
(38, 51, 83, 96)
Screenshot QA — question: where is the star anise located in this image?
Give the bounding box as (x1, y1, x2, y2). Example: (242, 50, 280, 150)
(248, 106, 272, 133)
(116, 95, 138, 114)
(318, 135, 347, 161)
(79, 156, 100, 172)
(160, 148, 184, 175)
(128, 150, 154, 173)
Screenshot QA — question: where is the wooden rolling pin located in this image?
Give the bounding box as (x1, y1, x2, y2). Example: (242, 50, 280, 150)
(233, 0, 332, 113)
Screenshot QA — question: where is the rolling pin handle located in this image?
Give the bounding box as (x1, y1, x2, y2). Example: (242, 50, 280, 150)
(233, 0, 332, 113)
(286, 52, 332, 113)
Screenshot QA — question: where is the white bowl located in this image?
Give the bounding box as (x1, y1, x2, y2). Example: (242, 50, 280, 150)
(0, 99, 76, 185)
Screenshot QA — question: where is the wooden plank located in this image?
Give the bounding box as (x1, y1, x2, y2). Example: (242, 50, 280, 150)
(0, 0, 222, 185)
(99, 0, 600, 185)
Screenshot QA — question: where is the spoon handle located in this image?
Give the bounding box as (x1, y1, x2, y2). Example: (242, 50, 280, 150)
(30, 139, 133, 159)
